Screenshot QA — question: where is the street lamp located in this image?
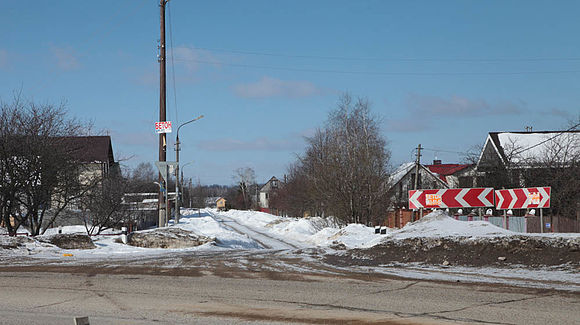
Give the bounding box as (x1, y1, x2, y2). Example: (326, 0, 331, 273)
(180, 161, 194, 208)
(175, 115, 204, 224)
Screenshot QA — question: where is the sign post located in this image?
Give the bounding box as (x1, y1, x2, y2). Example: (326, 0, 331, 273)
(155, 161, 178, 227)
(495, 187, 551, 233)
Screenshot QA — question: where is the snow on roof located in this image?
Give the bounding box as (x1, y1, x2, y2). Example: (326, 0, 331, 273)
(493, 131, 579, 164)
(388, 162, 415, 186)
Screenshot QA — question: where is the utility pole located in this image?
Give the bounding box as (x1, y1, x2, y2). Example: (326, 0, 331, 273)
(158, 0, 168, 228)
(412, 144, 422, 222)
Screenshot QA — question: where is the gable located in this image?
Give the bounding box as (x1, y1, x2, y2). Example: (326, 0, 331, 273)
(478, 130, 580, 168)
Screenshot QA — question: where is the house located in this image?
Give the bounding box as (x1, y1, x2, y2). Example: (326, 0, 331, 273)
(386, 160, 473, 228)
(216, 197, 226, 211)
(424, 160, 475, 188)
(387, 162, 449, 209)
(474, 129, 579, 229)
(62, 136, 118, 173)
(204, 196, 226, 210)
(477, 130, 580, 170)
(259, 176, 281, 211)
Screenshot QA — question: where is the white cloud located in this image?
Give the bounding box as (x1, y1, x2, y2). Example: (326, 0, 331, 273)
(50, 45, 80, 71)
(171, 46, 221, 72)
(233, 77, 322, 98)
(406, 94, 524, 117)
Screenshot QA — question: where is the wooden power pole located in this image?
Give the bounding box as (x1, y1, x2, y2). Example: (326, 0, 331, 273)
(158, 0, 167, 227)
(412, 144, 422, 222)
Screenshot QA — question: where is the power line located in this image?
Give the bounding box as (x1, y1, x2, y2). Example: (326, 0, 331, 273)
(173, 58, 580, 76)
(188, 46, 580, 63)
(512, 122, 580, 156)
(423, 122, 580, 158)
(167, 1, 179, 126)
(422, 147, 469, 155)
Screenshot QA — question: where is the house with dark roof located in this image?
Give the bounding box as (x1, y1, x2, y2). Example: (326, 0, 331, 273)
(259, 176, 281, 210)
(477, 130, 580, 169)
(59, 136, 119, 179)
(474, 130, 579, 228)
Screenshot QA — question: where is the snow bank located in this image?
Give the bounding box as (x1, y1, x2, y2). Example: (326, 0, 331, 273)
(217, 209, 381, 249)
(387, 210, 514, 239)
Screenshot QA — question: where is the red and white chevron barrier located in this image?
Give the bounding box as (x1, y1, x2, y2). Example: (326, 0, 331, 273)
(495, 187, 551, 210)
(408, 188, 494, 209)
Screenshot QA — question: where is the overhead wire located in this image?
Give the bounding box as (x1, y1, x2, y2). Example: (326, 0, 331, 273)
(173, 58, 580, 76)
(512, 121, 580, 156)
(187, 46, 580, 63)
(420, 121, 580, 159)
(167, 1, 179, 127)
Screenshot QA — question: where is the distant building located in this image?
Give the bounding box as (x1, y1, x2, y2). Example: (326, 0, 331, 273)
(259, 176, 281, 212)
(477, 130, 579, 170)
(387, 162, 448, 210)
(386, 160, 473, 228)
(204, 196, 226, 210)
(216, 197, 226, 211)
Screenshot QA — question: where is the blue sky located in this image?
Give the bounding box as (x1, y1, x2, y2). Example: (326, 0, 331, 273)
(1, 1, 579, 185)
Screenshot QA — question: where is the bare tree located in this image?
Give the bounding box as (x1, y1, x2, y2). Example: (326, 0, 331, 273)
(233, 167, 256, 210)
(284, 94, 391, 225)
(0, 95, 95, 235)
(81, 175, 130, 235)
(521, 123, 580, 218)
(127, 162, 158, 193)
(191, 178, 207, 210)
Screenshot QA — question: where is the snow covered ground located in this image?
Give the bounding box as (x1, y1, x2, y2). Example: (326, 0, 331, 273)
(1, 209, 578, 291)
(1, 208, 577, 257)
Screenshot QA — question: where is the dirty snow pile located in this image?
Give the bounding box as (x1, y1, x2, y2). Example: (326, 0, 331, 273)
(387, 210, 514, 239)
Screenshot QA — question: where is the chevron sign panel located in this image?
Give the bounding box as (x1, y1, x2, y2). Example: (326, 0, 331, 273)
(495, 187, 551, 210)
(408, 188, 495, 209)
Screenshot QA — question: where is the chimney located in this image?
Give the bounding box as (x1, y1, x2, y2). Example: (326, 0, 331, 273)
(433, 159, 442, 165)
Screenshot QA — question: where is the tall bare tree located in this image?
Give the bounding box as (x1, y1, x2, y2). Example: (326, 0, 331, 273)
(285, 94, 391, 225)
(0, 95, 94, 235)
(233, 167, 256, 210)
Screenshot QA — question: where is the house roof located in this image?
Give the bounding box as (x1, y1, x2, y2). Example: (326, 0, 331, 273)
(259, 176, 281, 192)
(424, 164, 472, 183)
(388, 162, 415, 186)
(388, 162, 449, 190)
(480, 130, 579, 166)
(58, 136, 115, 164)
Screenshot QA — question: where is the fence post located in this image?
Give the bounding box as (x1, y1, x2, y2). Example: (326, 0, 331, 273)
(121, 227, 128, 244)
(540, 209, 543, 233)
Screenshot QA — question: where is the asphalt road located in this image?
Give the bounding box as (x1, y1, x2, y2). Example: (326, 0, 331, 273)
(0, 269, 578, 325)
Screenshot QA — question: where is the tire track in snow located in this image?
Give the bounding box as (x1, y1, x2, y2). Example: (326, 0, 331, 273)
(209, 211, 300, 250)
